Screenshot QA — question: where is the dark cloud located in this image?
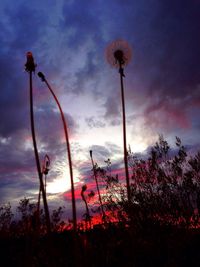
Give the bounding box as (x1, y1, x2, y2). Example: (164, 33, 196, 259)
(34, 105, 77, 142)
(142, 82, 200, 133)
(0, 55, 28, 136)
(61, 0, 103, 49)
(5, 4, 47, 52)
(0, 131, 40, 204)
(146, 0, 200, 97)
(103, 95, 121, 124)
(85, 116, 105, 129)
(72, 50, 102, 94)
(143, 96, 191, 132)
(134, 0, 200, 97)
(60, 1, 114, 95)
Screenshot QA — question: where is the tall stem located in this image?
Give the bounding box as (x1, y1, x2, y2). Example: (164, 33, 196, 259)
(29, 71, 51, 233)
(43, 78, 77, 231)
(119, 64, 131, 203)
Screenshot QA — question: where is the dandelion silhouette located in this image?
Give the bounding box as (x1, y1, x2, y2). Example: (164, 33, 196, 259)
(25, 53, 51, 233)
(25, 51, 36, 72)
(106, 39, 132, 68)
(106, 40, 132, 202)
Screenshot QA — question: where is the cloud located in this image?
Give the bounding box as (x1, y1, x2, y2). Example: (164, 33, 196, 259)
(89, 145, 111, 161)
(141, 81, 200, 134)
(0, 101, 78, 205)
(85, 116, 105, 129)
(138, 0, 200, 98)
(143, 96, 191, 131)
(0, 130, 40, 205)
(61, 0, 103, 49)
(103, 95, 121, 124)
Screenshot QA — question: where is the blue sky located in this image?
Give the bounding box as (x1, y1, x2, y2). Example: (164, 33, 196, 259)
(0, 0, 200, 220)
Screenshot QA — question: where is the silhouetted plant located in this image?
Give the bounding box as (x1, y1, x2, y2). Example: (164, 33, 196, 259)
(89, 158, 127, 225)
(0, 203, 13, 237)
(51, 206, 65, 232)
(90, 150, 107, 223)
(126, 136, 200, 229)
(81, 184, 94, 230)
(91, 136, 200, 230)
(17, 197, 39, 235)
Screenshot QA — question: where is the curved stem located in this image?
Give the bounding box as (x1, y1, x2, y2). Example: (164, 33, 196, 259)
(43, 78, 77, 231)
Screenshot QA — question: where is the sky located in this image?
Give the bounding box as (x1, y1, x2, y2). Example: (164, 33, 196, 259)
(0, 0, 200, 220)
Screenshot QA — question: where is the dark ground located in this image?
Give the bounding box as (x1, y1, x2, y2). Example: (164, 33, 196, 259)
(1, 224, 200, 267)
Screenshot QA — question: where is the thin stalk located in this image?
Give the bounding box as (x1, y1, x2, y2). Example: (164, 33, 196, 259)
(90, 151, 106, 223)
(38, 72, 77, 231)
(29, 71, 51, 233)
(119, 64, 131, 203)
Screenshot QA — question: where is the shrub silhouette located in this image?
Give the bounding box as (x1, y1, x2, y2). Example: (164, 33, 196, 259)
(0, 203, 13, 237)
(92, 136, 200, 230)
